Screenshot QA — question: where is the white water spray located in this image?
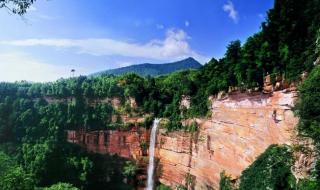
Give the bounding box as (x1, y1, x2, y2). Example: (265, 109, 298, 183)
(146, 119, 160, 190)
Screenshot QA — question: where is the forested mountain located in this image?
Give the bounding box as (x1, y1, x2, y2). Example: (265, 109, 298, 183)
(91, 57, 202, 77)
(0, 0, 320, 189)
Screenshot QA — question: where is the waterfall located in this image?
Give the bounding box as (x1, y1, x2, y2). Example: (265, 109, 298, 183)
(146, 118, 160, 190)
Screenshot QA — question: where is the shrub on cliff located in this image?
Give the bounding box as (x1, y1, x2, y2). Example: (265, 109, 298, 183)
(239, 145, 296, 190)
(219, 171, 236, 190)
(297, 179, 319, 190)
(184, 121, 198, 133)
(156, 184, 172, 190)
(122, 161, 138, 178)
(0, 151, 35, 190)
(295, 66, 320, 144)
(41, 183, 79, 190)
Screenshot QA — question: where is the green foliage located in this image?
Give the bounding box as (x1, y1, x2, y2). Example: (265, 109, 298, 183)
(176, 185, 187, 190)
(0, 166, 34, 190)
(297, 179, 319, 190)
(239, 145, 296, 190)
(295, 66, 320, 190)
(0, 78, 135, 189)
(219, 171, 235, 190)
(68, 157, 93, 183)
(295, 66, 320, 144)
(122, 161, 138, 178)
(0, 151, 34, 190)
(143, 115, 154, 128)
(140, 139, 148, 152)
(42, 183, 79, 190)
(156, 184, 172, 190)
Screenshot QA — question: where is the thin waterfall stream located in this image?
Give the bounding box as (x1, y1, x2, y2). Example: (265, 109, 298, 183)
(146, 119, 160, 190)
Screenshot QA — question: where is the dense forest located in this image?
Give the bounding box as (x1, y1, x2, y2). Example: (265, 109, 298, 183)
(0, 0, 320, 189)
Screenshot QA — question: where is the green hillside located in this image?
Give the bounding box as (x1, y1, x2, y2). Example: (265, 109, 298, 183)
(91, 57, 202, 77)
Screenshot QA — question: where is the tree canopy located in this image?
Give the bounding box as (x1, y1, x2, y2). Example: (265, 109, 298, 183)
(0, 0, 35, 15)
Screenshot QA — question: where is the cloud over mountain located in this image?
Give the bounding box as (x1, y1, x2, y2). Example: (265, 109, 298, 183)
(0, 29, 208, 62)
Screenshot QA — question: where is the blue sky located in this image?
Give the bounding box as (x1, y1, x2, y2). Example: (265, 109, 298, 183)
(0, 0, 274, 82)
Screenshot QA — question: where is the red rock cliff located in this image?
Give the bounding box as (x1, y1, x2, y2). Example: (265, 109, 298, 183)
(67, 126, 149, 160)
(156, 90, 298, 189)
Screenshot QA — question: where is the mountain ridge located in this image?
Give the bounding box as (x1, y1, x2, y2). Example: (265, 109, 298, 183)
(91, 57, 202, 77)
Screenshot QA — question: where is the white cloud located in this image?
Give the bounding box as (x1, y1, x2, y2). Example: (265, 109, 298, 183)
(185, 20, 190, 27)
(0, 52, 86, 82)
(223, 1, 239, 23)
(0, 28, 208, 62)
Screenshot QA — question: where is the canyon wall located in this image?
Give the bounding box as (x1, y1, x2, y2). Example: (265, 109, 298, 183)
(156, 89, 298, 189)
(64, 87, 301, 189)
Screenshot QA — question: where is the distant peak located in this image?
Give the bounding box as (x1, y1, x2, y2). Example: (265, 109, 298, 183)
(91, 57, 202, 77)
(185, 57, 195, 60)
(180, 57, 197, 62)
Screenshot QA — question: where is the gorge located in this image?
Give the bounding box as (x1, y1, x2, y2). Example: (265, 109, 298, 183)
(66, 81, 307, 189)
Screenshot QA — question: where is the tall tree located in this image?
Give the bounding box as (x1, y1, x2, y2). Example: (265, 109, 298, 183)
(224, 40, 242, 87)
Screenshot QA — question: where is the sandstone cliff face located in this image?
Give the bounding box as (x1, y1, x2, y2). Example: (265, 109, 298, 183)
(156, 90, 298, 189)
(67, 126, 149, 160)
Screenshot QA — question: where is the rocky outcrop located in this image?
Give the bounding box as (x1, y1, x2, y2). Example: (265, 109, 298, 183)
(128, 96, 138, 109)
(180, 95, 191, 110)
(156, 89, 299, 189)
